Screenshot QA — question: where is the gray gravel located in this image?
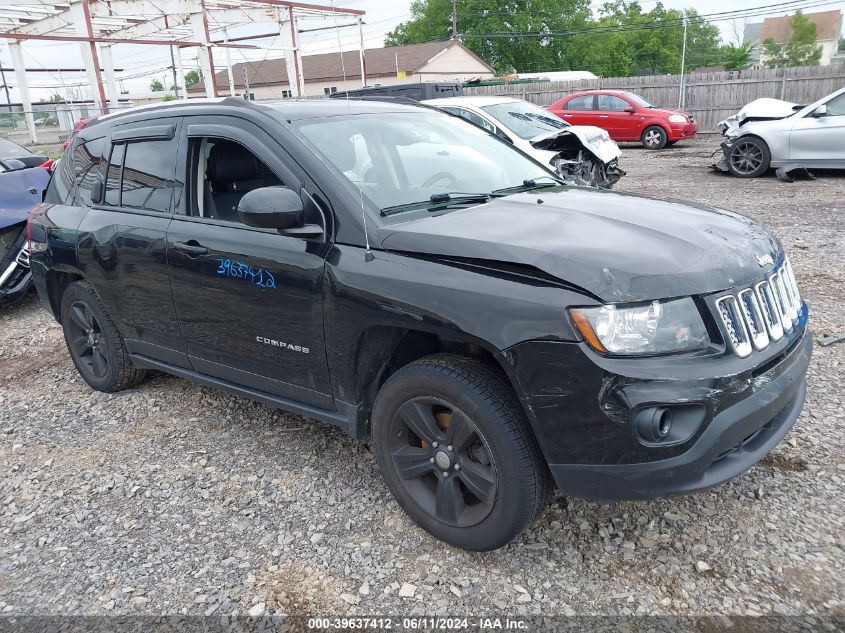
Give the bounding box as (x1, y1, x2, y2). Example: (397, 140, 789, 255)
(1, 143, 844, 618)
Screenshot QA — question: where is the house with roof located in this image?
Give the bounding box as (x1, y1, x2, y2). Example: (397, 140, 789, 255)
(188, 41, 495, 100)
(743, 10, 844, 67)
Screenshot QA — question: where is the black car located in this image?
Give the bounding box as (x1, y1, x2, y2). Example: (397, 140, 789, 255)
(28, 98, 811, 551)
(330, 81, 463, 101)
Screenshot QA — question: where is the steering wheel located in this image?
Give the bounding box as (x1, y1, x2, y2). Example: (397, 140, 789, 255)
(422, 172, 458, 188)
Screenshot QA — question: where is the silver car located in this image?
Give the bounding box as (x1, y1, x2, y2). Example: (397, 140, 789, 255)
(717, 86, 845, 178)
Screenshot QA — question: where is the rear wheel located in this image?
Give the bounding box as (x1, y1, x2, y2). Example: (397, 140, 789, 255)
(372, 354, 552, 551)
(60, 281, 146, 392)
(727, 136, 771, 178)
(641, 125, 668, 150)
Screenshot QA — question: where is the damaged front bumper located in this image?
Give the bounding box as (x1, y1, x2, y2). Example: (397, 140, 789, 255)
(499, 317, 811, 502)
(0, 226, 32, 306)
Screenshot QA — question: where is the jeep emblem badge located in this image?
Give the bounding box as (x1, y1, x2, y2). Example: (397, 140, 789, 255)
(756, 253, 774, 267)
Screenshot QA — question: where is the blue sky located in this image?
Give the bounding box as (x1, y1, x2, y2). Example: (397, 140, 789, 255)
(2, 0, 843, 101)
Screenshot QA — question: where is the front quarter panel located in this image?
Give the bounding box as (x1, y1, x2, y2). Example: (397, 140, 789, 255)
(323, 245, 587, 404)
(734, 120, 791, 164)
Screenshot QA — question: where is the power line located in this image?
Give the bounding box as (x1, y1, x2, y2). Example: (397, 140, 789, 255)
(461, 0, 845, 39)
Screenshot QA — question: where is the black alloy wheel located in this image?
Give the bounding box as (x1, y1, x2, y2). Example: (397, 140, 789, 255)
(388, 396, 497, 528)
(66, 300, 109, 380)
(372, 354, 552, 551)
(60, 281, 146, 392)
(728, 137, 771, 178)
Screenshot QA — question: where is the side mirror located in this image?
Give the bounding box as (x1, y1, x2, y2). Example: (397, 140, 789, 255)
(810, 104, 827, 118)
(624, 106, 636, 113)
(90, 179, 103, 204)
(237, 186, 323, 238)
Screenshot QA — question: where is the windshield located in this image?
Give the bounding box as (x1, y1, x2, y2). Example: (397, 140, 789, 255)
(479, 101, 569, 140)
(0, 138, 30, 159)
(623, 92, 655, 108)
(295, 112, 550, 213)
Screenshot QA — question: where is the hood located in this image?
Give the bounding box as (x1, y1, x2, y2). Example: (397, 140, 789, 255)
(0, 166, 50, 230)
(529, 126, 621, 163)
(377, 187, 781, 303)
(719, 98, 801, 136)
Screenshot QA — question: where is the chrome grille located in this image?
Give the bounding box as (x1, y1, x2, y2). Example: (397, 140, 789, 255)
(717, 257, 802, 357)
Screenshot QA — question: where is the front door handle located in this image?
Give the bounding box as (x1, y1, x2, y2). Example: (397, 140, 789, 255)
(173, 240, 208, 257)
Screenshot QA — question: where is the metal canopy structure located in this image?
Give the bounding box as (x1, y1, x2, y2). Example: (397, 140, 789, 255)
(1, 0, 367, 142)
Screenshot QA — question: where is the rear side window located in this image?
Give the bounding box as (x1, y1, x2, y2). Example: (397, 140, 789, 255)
(44, 141, 78, 204)
(103, 139, 176, 212)
(104, 143, 124, 206)
(72, 137, 105, 206)
(565, 95, 594, 110)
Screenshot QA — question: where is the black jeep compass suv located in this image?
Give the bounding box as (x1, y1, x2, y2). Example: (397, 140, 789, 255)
(28, 98, 811, 550)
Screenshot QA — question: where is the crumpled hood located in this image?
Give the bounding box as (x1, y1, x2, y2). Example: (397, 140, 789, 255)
(529, 126, 621, 164)
(378, 187, 781, 303)
(719, 98, 800, 136)
(0, 166, 49, 230)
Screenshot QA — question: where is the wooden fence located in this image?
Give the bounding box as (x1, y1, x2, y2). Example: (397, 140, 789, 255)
(464, 65, 845, 134)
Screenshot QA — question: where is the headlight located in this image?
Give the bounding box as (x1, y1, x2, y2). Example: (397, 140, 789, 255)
(668, 114, 687, 123)
(569, 298, 710, 355)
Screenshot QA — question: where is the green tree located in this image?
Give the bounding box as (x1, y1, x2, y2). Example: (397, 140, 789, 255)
(48, 93, 65, 103)
(719, 42, 755, 70)
(385, 0, 595, 75)
(184, 70, 201, 87)
(762, 11, 822, 67)
(384, 1, 722, 77)
(150, 79, 164, 92)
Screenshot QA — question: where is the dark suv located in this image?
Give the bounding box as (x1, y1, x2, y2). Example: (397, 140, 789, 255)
(29, 98, 810, 551)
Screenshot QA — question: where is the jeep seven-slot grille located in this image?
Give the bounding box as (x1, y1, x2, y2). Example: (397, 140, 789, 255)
(716, 258, 802, 358)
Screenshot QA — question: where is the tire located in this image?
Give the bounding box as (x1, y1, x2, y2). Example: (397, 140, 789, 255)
(60, 281, 146, 392)
(372, 354, 552, 551)
(641, 125, 668, 150)
(727, 135, 771, 178)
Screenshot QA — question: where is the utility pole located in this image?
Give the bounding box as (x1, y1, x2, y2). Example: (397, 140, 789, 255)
(678, 15, 688, 108)
(169, 45, 179, 97)
(451, 0, 457, 40)
(243, 67, 250, 100)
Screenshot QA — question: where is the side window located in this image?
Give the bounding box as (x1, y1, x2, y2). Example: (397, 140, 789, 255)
(446, 107, 495, 133)
(566, 95, 595, 110)
(120, 140, 176, 212)
(824, 93, 845, 116)
(597, 95, 631, 111)
(189, 137, 284, 223)
(69, 136, 105, 206)
(104, 143, 124, 206)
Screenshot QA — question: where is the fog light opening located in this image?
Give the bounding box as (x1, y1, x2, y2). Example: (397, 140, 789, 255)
(658, 409, 672, 438)
(635, 406, 673, 443)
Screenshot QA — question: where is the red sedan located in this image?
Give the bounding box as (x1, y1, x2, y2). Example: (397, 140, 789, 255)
(547, 90, 697, 149)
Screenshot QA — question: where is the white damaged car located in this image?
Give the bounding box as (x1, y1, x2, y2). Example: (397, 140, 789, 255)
(714, 86, 845, 178)
(422, 95, 625, 188)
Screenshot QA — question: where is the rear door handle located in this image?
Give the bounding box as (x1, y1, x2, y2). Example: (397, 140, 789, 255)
(173, 240, 208, 257)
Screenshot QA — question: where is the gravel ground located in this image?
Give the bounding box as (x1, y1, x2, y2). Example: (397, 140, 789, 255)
(1, 142, 843, 620)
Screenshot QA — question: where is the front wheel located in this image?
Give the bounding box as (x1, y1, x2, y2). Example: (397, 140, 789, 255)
(372, 354, 552, 551)
(727, 136, 771, 178)
(641, 125, 668, 150)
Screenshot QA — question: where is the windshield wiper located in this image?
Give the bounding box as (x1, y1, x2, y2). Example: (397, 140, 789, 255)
(493, 175, 564, 195)
(382, 192, 496, 216)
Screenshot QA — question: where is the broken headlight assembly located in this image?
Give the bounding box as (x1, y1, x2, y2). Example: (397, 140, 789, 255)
(569, 298, 710, 356)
